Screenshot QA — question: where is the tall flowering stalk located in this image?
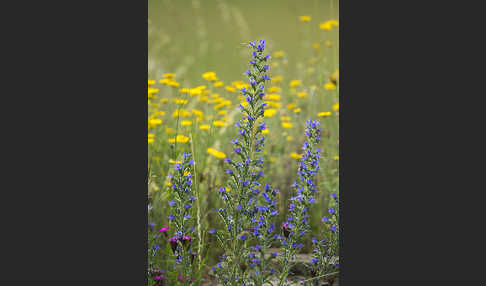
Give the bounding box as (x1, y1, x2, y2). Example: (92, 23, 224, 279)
(212, 40, 271, 286)
(167, 152, 197, 285)
(278, 120, 323, 286)
(247, 183, 279, 286)
(306, 192, 340, 286)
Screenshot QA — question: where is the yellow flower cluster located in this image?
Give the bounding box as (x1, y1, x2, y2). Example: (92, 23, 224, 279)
(168, 135, 190, 144)
(282, 122, 293, 129)
(202, 72, 219, 81)
(299, 16, 311, 22)
(290, 152, 303, 159)
(324, 82, 337, 90)
(199, 124, 211, 130)
(160, 73, 180, 87)
(317, 112, 332, 117)
(320, 20, 339, 31)
(207, 147, 226, 159)
(290, 80, 301, 87)
(273, 51, 285, 58)
(297, 92, 308, 98)
(148, 133, 155, 144)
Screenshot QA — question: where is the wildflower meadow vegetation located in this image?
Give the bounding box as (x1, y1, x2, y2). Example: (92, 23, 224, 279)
(148, 1, 339, 285)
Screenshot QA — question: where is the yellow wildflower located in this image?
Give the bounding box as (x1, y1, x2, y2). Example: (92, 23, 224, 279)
(189, 88, 202, 96)
(160, 98, 168, 103)
(320, 20, 338, 31)
(264, 109, 277, 117)
(214, 81, 224, 87)
(181, 120, 192, 126)
(320, 22, 332, 31)
(179, 88, 190, 94)
(299, 16, 311, 22)
(172, 109, 192, 118)
(334, 156, 339, 161)
(267, 86, 282, 93)
(290, 152, 303, 159)
(218, 110, 228, 116)
(262, 129, 269, 135)
(148, 80, 155, 86)
(272, 75, 283, 83)
(266, 101, 281, 109)
(148, 87, 159, 97)
(273, 51, 285, 58)
(313, 43, 321, 50)
(287, 136, 294, 141)
(324, 82, 336, 90)
(199, 124, 211, 130)
(281, 116, 291, 121)
(213, 120, 225, 127)
(293, 108, 301, 113)
(215, 100, 231, 110)
(202, 72, 218, 81)
(148, 138, 154, 144)
(169, 159, 182, 164)
(290, 80, 301, 87)
(225, 86, 236, 92)
(211, 97, 224, 104)
(207, 148, 227, 159)
(328, 20, 339, 26)
(153, 185, 160, 191)
(163, 73, 176, 79)
(168, 81, 180, 87)
(231, 81, 247, 88)
(287, 103, 297, 110)
(317, 112, 332, 117)
(153, 157, 161, 162)
(264, 94, 281, 101)
(297, 92, 309, 98)
(192, 109, 204, 118)
(332, 103, 339, 111)
(149, 118, 162, 126)
(282, 122, 293, 129)
(174, 99, 188, 105)
(168, 135, 190, 144)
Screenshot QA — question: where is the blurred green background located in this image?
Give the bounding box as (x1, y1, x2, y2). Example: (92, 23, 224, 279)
(149, 0, 338, 83)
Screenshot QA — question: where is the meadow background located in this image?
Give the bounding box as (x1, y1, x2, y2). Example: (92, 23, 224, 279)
(148, 0, 339, 277)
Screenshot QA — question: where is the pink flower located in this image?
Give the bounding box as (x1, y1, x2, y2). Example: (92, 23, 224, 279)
(154, 276, 165, 280)
(177, 275, 183, 281)
(158, 226, 169, 233)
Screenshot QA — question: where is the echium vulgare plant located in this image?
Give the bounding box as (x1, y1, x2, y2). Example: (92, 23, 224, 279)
(305, 192, 340, 286)
(245, 182, 279, 286)
(166, 152, 198, 285)
(278, 120, 323, 286)
(212, 40, 274, 286)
